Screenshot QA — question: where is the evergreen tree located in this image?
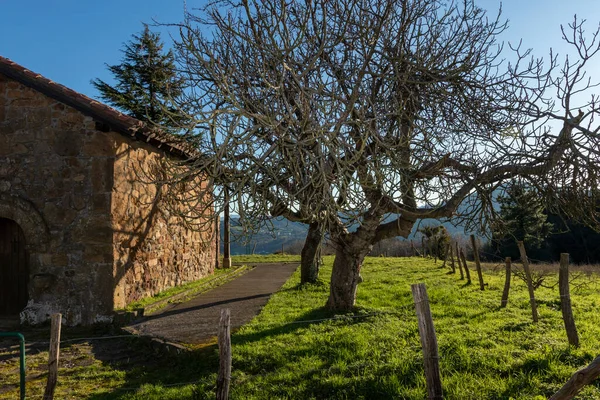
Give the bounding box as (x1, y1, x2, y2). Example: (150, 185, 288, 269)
(418, 225, 450, 260)
(491, 184, 553, 259)
(92, 25, 187, 128)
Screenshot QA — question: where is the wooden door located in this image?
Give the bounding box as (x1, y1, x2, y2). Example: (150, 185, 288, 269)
(0, 218, 29, 315)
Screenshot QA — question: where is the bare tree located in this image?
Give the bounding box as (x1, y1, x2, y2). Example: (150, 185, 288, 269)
(300, 222, 324, 283)
(166, 0, 600, 312)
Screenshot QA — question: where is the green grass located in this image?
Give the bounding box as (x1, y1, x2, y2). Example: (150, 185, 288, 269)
(230, 254, 301, 263)
(2, 255, 599, 399)
(120, 265, 251, 312)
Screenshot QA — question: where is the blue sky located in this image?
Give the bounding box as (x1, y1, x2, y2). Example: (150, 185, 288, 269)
(1, 0, 599, 100)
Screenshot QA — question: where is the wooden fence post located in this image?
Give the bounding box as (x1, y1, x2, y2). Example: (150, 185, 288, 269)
(421, 236, 426, 258)
(43, 313, 62, 400)
(217, 308, 232, 400)
(559, 253, 579, 348)
(459, 248, 471, 284)
(411, 283, 443, 400)
(517, 241, 538, 323)
(449, 245, 456, 274)
(500, 257, 511, 308)
(454, 243, 462, 279)
(549, 356, 600, 400)
(470, 235, 485, 290)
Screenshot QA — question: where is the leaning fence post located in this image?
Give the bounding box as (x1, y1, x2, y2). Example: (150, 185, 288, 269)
(216, 308, 232, 400)
(500, 257, 511, 308)
(411, 283, 443, 400)
(453, 243, 462, 279)
(559, 253, 579, 348)
(549, 355, 600, 400)
(517, 241, 538, 323)
(470, 235, 485, 290)
(43, 313, 62, 400)
(459, 248, 471, 284)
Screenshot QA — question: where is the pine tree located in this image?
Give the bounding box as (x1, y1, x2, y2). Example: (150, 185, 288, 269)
(491, 183, 553, 259)
(92, 25, 187, 129)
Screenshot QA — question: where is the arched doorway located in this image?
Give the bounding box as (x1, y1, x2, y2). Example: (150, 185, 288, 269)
(0, 218, 29, 316)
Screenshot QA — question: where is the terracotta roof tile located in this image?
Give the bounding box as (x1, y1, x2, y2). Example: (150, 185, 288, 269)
(0, 55, 194, 159)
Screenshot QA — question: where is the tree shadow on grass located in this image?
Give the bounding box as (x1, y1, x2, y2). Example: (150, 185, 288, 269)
(85, 336, 220, 400)
(82, 306, 382, 399)
(227, 308, 423, 400)
(231, 306, 365, 346)
(277, 279, 329, 292)
(500, 321, 530, 332)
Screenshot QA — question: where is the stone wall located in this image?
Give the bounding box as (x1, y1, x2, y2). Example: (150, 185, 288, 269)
(111, 137, 216, 308)
(0, 73, 114, 325)
(0, 73, 215, 324)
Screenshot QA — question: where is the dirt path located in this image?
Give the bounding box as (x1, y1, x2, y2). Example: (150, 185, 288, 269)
(126, 262, 298, 345)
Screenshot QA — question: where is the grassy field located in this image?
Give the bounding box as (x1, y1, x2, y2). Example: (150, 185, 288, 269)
(229, 253, 301, 263)
(1, 256, 599, 399)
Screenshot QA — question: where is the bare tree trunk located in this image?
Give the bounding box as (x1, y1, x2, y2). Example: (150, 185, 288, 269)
(223, 189, 231, 268)
(215, 214, 220, 270)
(517, 241, 538, 323)
(301, 222, 323, 284)
(326, 246, 368, 312)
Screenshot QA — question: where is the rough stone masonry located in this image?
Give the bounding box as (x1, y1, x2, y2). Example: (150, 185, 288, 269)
(0, 58, 216, 325)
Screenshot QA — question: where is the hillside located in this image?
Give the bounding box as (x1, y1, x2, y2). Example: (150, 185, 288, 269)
(221, 215, 479, 255)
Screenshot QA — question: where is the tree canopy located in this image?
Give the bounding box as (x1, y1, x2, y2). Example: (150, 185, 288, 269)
(92, 25, 187, 128)
(166, 0, 600, 311)
(489, 183, 553, 260)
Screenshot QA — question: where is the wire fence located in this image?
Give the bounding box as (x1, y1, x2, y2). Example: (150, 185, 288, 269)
(2, 252, 596, 399)
(1, 303, 421, 398)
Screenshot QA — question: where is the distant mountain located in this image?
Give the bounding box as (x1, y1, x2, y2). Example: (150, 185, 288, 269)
(221, 217, 308, 255)
(220, 201, 493, 255)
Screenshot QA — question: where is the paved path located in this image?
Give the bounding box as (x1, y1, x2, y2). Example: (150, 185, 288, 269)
(126, 263, 298, 345)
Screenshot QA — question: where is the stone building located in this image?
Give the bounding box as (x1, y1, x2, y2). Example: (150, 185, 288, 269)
(0, 56, 217, 325)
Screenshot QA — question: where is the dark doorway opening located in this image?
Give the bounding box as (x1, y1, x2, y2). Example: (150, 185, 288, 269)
(0, 218, 29, 316)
